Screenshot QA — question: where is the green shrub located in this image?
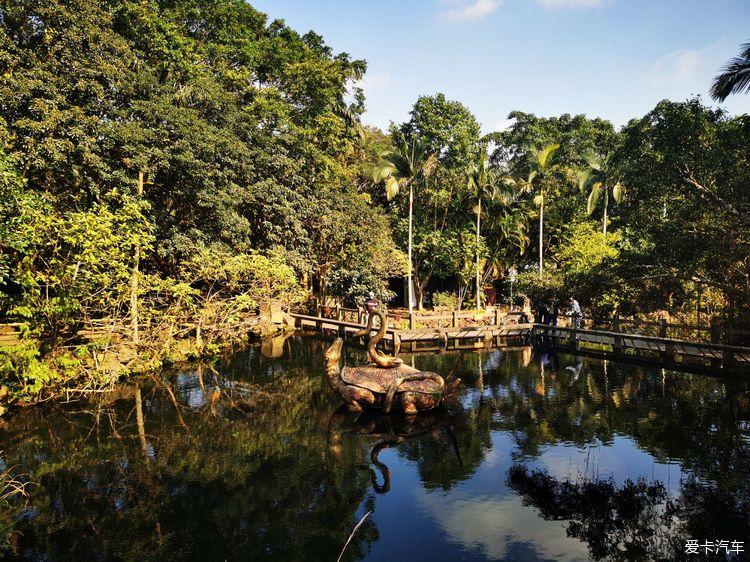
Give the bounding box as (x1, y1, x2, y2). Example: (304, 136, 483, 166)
(0, 341, 61, 399)
(324, 269, 395, 307)
(432, 291, 458, 310)
(515, 269, 565, 305)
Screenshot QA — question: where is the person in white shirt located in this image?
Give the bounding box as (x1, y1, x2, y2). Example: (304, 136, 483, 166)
(569, 298, 582, 329)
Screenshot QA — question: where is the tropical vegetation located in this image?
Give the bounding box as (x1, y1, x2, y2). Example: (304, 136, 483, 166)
(0, 1, 749, 404)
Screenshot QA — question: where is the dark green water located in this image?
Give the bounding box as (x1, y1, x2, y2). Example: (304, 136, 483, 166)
(1, 336, 750, 561)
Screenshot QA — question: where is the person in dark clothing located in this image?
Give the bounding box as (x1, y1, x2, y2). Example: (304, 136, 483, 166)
(360, 291, 380, 333)
(363, 291, 379, 314)
(549, 299, 559, 326)
(535, 302, 549, 325)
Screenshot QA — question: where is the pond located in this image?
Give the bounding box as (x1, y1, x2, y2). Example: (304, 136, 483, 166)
(1, 335, 750, 561)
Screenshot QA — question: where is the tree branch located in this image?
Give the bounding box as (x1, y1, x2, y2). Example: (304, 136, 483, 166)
(682, 166, 750, 228)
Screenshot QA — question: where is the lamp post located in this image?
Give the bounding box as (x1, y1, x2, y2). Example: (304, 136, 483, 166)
(508, 267, 517, 311)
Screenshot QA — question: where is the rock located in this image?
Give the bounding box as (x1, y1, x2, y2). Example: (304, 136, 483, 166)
(117, 345, 138, 364)
(97, 352, 126, 376)
(252, 303, 295, 339)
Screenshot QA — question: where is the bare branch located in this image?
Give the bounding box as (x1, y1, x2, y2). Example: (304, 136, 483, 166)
(682, 166, 750, 228)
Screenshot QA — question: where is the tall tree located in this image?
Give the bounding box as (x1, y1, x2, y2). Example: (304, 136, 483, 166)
(397, 93, 481, 169)
(466, 147, 493, 309)
(372, 134, 438, 311)
(523, 144, 560, 274)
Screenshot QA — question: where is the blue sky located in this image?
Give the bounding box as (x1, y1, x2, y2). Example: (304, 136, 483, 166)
(251, 0, 750, 132)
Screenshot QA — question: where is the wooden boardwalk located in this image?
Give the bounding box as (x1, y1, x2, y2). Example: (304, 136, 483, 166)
(533, 324, 750, 370)
(291, 313, 750, 371)
(292, 313, 530, 352)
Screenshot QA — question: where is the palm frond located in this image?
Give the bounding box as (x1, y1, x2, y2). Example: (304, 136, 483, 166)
(711, 42, 750, 102)
(385, 176, 400, 201)
(537, 143, 560, 169)
(371, 161, 397, 183)
(583, 150, 602, 171)
(578, 169, 594, 192)
(421, 152, 439, 178)
(587, 182, 602, 215)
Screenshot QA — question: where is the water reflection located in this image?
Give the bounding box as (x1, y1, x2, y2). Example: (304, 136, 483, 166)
(0, 337, 749, 561)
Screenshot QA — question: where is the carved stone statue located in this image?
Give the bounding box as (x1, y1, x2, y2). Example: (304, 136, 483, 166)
(323, 309, 460, 414)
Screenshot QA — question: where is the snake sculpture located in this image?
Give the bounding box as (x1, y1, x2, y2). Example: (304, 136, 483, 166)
(324, 308, 461, 414)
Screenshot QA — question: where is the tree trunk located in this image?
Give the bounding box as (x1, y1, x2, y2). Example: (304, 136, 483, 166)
(539, 187, 544, 274)
(416, 280, 425, 311)
(414, 268, 433, 312)
(603, 188, 608, 236)
(408, 182, 414, 312)
(131, 171, 144, 344)
(135, 384, 149, 461)
(476, 196, 481, 311)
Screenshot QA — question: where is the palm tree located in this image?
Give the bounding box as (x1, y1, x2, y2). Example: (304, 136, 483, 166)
(711, 41, 750, 102)
(466, 148, 493, 310)
(372, 134, 438, 312)
(513, 143, 559, 274)
(577, 151, 625, 236)
(482, 189, 529, 292)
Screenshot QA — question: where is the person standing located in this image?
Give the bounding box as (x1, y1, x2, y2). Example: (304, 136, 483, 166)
(569, 297, 582, 329)
(361, 291, 381, 334)
(535, 301, 549, 325)
(549, 299, 559, 326)
(364, 291, 379, 315)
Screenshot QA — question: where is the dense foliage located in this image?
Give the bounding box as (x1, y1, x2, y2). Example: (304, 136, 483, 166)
(0, 0, 749, 401)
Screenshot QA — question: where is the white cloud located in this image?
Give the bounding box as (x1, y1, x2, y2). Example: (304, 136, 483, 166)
(440, 0, 503, 22)
(536, 0, 605, 8)
(650, 49, 703, 82)
(419, 491, 590, 560)
(357, 71, 392, 94)
(493, 117, 516, 132)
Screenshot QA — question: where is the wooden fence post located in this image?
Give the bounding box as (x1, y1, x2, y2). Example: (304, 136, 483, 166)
(658, 318, 667, 338)
(724, 321, 736, 370)
(494, 308, 501, 326)
(613, 333, 623, 355)
(391, 332, 399, 355)
(409, 312, 415, 330)
(710, 316, 721, 344)
(483, 330, 493, 348)
(452, 311, 458, 328)
(612, 313, 620, 332)
(708, 317, 721, 368)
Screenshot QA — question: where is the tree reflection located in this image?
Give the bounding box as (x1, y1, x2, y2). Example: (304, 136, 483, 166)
(507, 464, 750, 561)
(1, 340, 750, 560)
(1, 338, 378, 561)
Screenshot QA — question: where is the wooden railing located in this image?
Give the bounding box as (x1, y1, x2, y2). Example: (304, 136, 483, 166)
(532, 323, 750, 370)
(312, 304, 750, 347)
(314, 305, 499, 329)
